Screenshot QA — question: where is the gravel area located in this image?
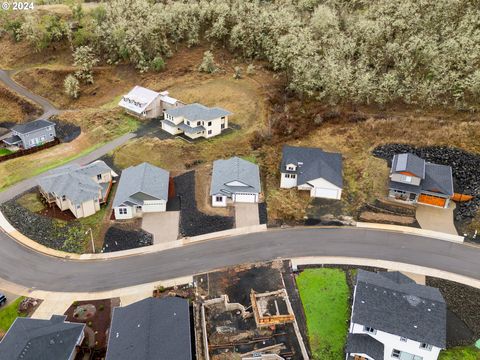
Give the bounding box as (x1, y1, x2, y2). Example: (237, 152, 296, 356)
(0, 196, 85, 252)
(51, 119, 81, 143)
(174, 171, 234, 237)
(373, 144, 480, 230)
(102, 225, 153, 253)
(133, 119, 174, 140)
(426, 277, 480, 347)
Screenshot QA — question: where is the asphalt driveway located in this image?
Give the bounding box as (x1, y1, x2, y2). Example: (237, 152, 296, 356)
(235, 203, 260, 228)
(416, 203, 458, 235)
(141, 211, 180, 244)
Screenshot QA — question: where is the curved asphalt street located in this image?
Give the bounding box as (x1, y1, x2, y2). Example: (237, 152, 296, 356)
(0, 227, 479, 292)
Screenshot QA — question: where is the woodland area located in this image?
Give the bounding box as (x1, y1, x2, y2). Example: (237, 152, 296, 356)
(0, 0, 479, 109)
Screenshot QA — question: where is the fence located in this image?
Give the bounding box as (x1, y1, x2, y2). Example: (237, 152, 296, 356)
(0, 138, 60, 163)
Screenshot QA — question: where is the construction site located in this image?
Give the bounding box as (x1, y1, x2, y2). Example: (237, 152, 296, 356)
(193, 262, 309, 360)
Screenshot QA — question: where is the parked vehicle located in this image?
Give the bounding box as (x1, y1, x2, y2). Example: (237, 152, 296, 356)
(0, 293, 7, 306)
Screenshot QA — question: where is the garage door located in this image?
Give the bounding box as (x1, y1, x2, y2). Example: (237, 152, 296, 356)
(314, 188, 339, 199)
(418, 194, 446, 207)
(234, 193, 256, 203)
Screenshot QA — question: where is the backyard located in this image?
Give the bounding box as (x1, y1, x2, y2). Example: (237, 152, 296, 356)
(0, 296, 25, 335)
(296, 268, 350, 360)
(439, 346, 480, 360)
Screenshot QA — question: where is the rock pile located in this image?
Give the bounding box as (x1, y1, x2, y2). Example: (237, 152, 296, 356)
(102, 226, 153, 253)
(373, 144, 480, 226)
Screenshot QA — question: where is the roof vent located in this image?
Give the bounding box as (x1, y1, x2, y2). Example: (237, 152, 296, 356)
(406, 295, 422, 306)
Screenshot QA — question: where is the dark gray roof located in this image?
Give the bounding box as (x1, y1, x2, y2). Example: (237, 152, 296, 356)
(165, 103, 231, 121)
(12, 119, 55, 135)
(177, 122, 206, 134)
(113, 162, 169, 207)
(388, 180, 421, 194)
(0, 315, 84, 360)
(391, 153, 426, 179)
(346, 333, 384, 360)
(422, 163, 454, 196)
(106, 297, 192, 360)
(281, 145, 343, 188)
(2, 135, 22, 145)
(352, 270, 446, 348)
(210, 157, 261, 196)
(38, 161, 114, 205)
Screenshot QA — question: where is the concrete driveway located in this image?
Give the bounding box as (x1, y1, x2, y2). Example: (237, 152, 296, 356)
(416, 203, 458, 235)
(235, 203, 260, 228)
(141, 211, 180, 244)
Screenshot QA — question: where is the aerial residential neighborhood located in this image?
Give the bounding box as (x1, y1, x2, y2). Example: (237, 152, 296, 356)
(0, 1, 479, 360)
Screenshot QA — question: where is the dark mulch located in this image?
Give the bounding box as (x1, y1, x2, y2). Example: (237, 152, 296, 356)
(64, 299, 113, 350)
(426, 277, 480, 346)
(174, 171, 234, 237)
(102, 225, 153, 252)
(258, 202, 268, 225)
(37, 203, 77, 221)
(373, 144, 480, 232)
(52, 119, 81, 143)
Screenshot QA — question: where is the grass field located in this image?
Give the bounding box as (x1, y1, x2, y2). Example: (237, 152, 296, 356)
(296, 268, 350, 360)
(439, 346, 480, 360)
(0, 297, 26, 333)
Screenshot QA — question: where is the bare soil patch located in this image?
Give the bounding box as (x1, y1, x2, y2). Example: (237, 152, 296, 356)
(0, 84, 42, 122)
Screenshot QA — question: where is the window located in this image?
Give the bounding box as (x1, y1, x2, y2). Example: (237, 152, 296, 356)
(186, 120, 190, 125)
(419, 343, 432, 351)
(400, 174, 413, 183)
(197, 121, 201, 126)
(97, 174, 102, 180)
(215, 196, 223, 202)
(400, 337, 407, 342)
(392, 349, 401, 358)
(136, 206, 142, 211)
(208, 121, 212, 126)
(221, 124, 225, 129)
(62, 195, 66, 201)
(208, 130, 212, 135)
(363, 326, 376, 334)
(76, 204, 81, 209)
(119, 208, 127, 215)
(221, 116, 225, 120)
(291, 174, 296, 179)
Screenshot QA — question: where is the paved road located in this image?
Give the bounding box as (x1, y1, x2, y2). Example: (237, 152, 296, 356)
(0, 69, 59, 119)
(0, 227, 478, 292)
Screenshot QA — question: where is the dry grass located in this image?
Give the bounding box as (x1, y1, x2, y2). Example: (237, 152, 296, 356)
(0, 84, 42, 122)
(195, 166, 231, 216)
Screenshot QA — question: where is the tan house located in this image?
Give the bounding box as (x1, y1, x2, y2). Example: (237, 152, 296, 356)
(38, 160, 117, 218)
(118, 86, 182, 119)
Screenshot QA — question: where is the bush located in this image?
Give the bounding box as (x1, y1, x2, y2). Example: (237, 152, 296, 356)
(198, 50, 217, 73)
(64, 75, 80, 99)
(150, 56, 165, 72)
(233, 66, 242, 79)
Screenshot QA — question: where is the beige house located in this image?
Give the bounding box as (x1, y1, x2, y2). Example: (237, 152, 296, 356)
(38, 161, 117, 218)
(118, 86, 182, 119)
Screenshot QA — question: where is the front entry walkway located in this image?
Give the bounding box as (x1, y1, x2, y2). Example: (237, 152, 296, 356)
(235, 203, 260, 228)
(415, 203, 458, 235)
(141, 212, 180, 244)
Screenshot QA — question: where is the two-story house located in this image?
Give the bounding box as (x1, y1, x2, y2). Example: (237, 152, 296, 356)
(113, 162, 170, 220)
(346, 269, 446, 360)
(280, 145, 343, 199)
(388, 153, 454, 208)
(119, 86, 182, 119)
(161, 103, 231, 139)
(38, 160, 117, 218)
(3, 119, 56, 149)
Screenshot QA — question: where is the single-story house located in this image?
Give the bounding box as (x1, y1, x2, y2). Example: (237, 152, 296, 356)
(113, 162, 170, 220)
(280, 145, 343, 199)
(38, 160, 117, 218)
(0, 315, 85, 360)
(118, 86, 182, 119)
(161, 103, 231, 139)
(388, 153, 454, 208)
(210, 156, 261, 207)
(3, 119, 56, 149)
(346, 270, 446, 360)
(106, 297, 192, 360)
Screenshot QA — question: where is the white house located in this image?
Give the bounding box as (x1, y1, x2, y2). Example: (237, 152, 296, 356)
(118, 86, 182, 119)
(161, 103, 231, 140)
(210, 157, 261, 207)
(113, 162, 170, 220)
(346, 270, 446, 360)
(280, 145, 343, 199)
(38, 161, 117, 219)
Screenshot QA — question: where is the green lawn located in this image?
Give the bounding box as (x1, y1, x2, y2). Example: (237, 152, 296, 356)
(16, 192, 45, 212)
(296, 268, 350, 360)
(0, 148, 13, 156)
(0, 297, 26, 333)
(439, 346, 480, 360)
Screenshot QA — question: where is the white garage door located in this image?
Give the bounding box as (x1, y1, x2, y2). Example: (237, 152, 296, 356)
(314, 188, 339, 199)
(234, 193, 257, 203)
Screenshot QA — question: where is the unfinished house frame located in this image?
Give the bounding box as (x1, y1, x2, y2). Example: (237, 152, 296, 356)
(251, 289, 295, 328)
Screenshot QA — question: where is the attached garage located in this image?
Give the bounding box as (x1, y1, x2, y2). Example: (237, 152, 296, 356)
(418, 194, 447, 208)
(233, 192, 258, 203)
(313, 187, 341, 200)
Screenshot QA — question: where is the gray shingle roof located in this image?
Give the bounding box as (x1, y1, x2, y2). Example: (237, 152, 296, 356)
(0, 315, 84, 360)
(106, 297, 192, 360)
(38, 161, 114, 205)
(281, 145, 343, 188)
(346, 333, 384, 359)
(113, 162, 169, 207)
(12, 119, 55, 135)
(165, 103, 231, 121)
(422, 163, 454, 196)
(391, 153, 426, 179)
(388, 180, 422, 194)
(352, 270, 446, 348)
(2, 135, 22, 145)
(210, 157, 261, 196)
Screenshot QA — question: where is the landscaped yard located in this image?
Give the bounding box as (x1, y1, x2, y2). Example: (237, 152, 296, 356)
(0, 148, 13, 156)
(439, 346, 480, 360)
(296, 268, 350, 360)
(0, 296, 25, 334)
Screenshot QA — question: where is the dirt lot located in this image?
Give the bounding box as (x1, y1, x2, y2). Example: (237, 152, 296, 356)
(0, 84, 41, 122)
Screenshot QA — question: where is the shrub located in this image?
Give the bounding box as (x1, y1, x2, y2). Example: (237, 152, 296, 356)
(150, 56, 165, 72)
(198, 50, 217, 73)
(233, 66, 242, 79)
(64, 75, 80, 99)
